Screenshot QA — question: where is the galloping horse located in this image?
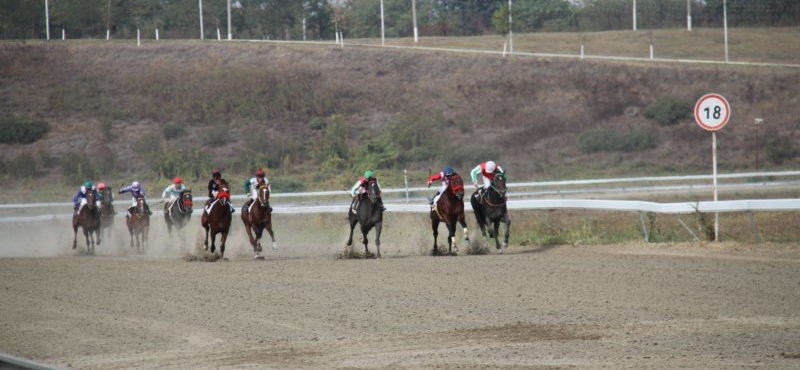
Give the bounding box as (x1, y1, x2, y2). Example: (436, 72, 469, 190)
(73, 190, 101, 254)
(165, 189, 193, 235)
(126, 195, 150, 251)
(202, 180, 232, 258)
(470, 173, 511, 252)
(430, 173, 469, 256)
(99, 187, 115, 238)
(241, 184, 277, 259)
(346, 180, 383, 258)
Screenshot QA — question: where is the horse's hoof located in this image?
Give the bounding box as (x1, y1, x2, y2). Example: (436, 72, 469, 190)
(271, 242, 278, 250)
(254, 253, 264, 260)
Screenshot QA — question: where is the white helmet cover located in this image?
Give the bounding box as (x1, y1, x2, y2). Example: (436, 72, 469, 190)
(485, 161, 497, 172)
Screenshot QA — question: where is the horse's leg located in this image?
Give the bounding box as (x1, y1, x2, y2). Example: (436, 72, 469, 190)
(243, 221, 257, 253)
(459, 212, 470, 242)
(203, 226, 210, 251)
(266, 221, 277, 250)
(374, 222, 382, 259)
(431, 215, 440, 256)
(361, 226, 370, 256)
(346, 215, 357, 247)
(493, 220, 501, 251)
(254, 224, 264, 252)
(219, 231, 228, 259)
(503, 213, 511, 249)
(83, 228, 90, 252)
(73, 224, 78, 250)
(210, 230, 217, 254)
(446, 219, 457, 255)
(144, 225, 149, 249)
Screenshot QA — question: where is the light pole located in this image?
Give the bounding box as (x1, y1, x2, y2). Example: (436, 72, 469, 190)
(723, 0, 729, 63)
(44, 0, 50, 40)
(199, 0, 204, 40)
(227, 0, 232, 40)
(687, 0, 692, 31)
(632, 0, 637, 31)
(412, 0, 418, 43)
(754, 118, 764, 172)
(380, 0, 385, 46)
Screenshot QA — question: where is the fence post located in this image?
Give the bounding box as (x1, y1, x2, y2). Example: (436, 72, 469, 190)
(155, 28, 159, 41)
(632, 0, 637, 31)
(380, 0, 385, 46)
(217, 28, 221, 41)
(44, 0, 50, 40)
(198, 0, 204, 40)
(404, 169, 409, 203)
(137, 28, 141, 47)
(106, 29, 110, 40)
(580, 44, 584, 59)
(650, 44, 654, 60)
(62, 28, 65, 40)
(412, 0, 419, 43)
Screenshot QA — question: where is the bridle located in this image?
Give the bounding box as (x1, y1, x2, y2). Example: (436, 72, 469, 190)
(257, 185, 270, 207)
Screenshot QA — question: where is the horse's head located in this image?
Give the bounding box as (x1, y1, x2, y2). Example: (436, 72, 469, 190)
(136, 196, 146, 214)
(85, 191, 97, 209)
(181, 190, 193, 211)
(257, 184, 270, 207)
(366, 180, 380, 204)
(449, 174, 465, 199)
(492, 173, 508, 199)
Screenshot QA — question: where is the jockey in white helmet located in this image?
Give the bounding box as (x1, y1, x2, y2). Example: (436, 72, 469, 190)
(470, 161, 505, 197)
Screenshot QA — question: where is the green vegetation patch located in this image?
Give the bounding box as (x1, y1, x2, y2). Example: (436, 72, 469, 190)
(644, 96, 691, 126)
(0, 116, 50, 144)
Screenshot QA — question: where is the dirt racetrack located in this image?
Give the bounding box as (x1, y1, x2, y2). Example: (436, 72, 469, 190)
(1, 237, 799, 369)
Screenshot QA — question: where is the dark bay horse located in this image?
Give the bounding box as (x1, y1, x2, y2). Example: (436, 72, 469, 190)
(346, 180, 383, 258)
(430, 173, 469, 256)
(99, 187, 115, 238)
(165, 190, 193, 236)
(470, 173, 511, 252)
(73, 191, 101, 254)
(126, 196, 150, 252)
(241, 184, 277, 259)
(202, 181, 232, 258)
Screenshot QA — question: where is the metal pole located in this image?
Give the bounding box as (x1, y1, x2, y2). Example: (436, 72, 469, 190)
(380, 0, 385, 46)
(404, 169, 409, 203)
(302, 16, 306, 41)
(44, 0, 50, 40)
(227, 0, 232, 40)
(412, 0, 418, 43)
(687, 0, 692, 31)
(106, 0, 111, 39)
(632, 0, 637, 31)
(137, 28, 141, 47)
(62, 28, 65, 40)
(508, 0, 513, 52)
(199, 0, 204, 40)
(713, 132, 719, 242)
(723, 0, 728, 63)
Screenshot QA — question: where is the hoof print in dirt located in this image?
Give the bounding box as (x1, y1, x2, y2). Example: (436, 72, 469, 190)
(335, 248, 377, 260)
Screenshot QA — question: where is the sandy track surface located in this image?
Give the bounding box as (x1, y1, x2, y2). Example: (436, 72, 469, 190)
(1, 243, 799, 369)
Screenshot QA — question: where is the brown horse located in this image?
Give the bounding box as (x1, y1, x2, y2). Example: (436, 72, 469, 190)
(126, 196, 150, 252)
(430, 173, 469, 256)
(73, 191, 101, 254)
(99, 187, 115, 239)
(241, 184, 277, 259)
(202, 181, 232, 258)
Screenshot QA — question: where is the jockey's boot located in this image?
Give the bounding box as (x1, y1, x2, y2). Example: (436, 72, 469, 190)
(127, 206, 135, 217)
(377, 198, 387, 212)
(243, 199, 253, 215)
(229, 204, 235, 214)
(145, 204, 152, 216)
(350, 197, 359, 214)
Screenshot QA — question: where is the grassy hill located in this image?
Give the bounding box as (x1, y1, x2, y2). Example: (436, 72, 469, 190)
(0, 39, 799, 201)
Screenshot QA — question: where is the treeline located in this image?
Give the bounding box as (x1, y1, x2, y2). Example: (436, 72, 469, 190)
(1, 0, 798, 40)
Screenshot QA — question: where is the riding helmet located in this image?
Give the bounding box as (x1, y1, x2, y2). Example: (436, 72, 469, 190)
(256, 168, 265, 177)
(83, 181, 94, 189)
(131, 181, 141, 190)
(443, 166, 454, 175)
(173, 177, 183, 184)
(97, 182, 107, 190)
(364, 170, 375, 179)
(485, 161, 497, 172)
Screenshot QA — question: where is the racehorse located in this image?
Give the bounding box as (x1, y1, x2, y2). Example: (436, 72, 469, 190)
(165, 189, 193, 236)
(430, 173, 469, 256)
(241, 184, 277, 259)
(346, 180, 383, 258)
(73, 190, 101, 254)
(126, 195, 150, 252)
(99, 187, 115, 238)
(202, 180, 232, 258)
(470, 173, 511, 252)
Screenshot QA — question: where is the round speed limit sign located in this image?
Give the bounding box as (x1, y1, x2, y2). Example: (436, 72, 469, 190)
(694, 94, 731, 131)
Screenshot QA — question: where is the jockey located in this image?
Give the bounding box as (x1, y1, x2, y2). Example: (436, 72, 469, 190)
(119, 181, 151, 216)
(349, 170, 385, 213)
(72, 181, 98, 214)
(207, 169, 235, 213)
(470, 161, 505, 198)
(162, 177, 186, 212)
(243, 168, 272, 212)
(427, 166, 455, 207)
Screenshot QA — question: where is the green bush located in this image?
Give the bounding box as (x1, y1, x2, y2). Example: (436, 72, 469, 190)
(308, 116, 326, 130)
(579, 129, 658, 153)
(7, 153, 38, 178)
(644, 97, 691, 126)
(0, 116, 50, 144)
(767, 136, 796, 164)
(271, 177, 305, 193)
(60, 152, 96, 185)
(162, 123, 186, 141)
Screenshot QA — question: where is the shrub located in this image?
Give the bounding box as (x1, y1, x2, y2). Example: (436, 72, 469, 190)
(579, 129, 658, 153)
(0, 116, 50, 144)
(60, 152, 96, 185)
(644, 97, 691, 126)
(308, 116, 326, 130)
(271, 177, 305, 193)
(767, 136, 796, 164)
(7, 153, 37, 178)
(162, 123, 186, 141)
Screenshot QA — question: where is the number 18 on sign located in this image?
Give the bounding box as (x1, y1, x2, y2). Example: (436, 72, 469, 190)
(694, 94, 731, 242)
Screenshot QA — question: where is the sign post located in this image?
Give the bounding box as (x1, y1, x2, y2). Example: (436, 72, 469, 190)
(694, 93, 731, 242)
